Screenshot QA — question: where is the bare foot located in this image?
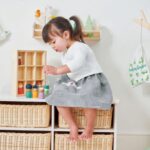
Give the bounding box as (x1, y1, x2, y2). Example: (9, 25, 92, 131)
(79, 128, 93, 140)
(68, 125, 78, 142)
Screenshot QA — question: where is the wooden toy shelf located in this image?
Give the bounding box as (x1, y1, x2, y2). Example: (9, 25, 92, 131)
(14, 50, 46, 96)
(83, 30, 100, 41)
(33, 27, 100, 41)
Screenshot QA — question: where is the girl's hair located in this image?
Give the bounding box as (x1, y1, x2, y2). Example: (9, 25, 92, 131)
(42, 16, 84, 43)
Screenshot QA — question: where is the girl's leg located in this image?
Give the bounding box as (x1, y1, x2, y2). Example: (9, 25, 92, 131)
(79, 108, 97, 140)
(56, 106, 78, 141)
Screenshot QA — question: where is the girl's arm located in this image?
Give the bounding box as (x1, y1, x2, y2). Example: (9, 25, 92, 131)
(44, 65, 71, 75)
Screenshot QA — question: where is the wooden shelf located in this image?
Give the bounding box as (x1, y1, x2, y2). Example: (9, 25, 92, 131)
(0, 95, 47, 102)
(83, 30, 100, 41)
(0, 126, 114, 132)
(33, 28, 100, 41)
(13, 50, 47, 97)
(0, 126, 51, 131)
(84, 37, 100, 41)
(54, 127, 114, 133)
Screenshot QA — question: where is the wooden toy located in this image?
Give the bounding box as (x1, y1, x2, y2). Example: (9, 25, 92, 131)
(33, 9, 45, 39)
(44, 85, 49, 97)
(38, 86, 44, 99)
(35, 9, 41, 18)
(18, 82, 24, 95)
(85, 15, 94, 31)
(13, 50, 46, 97)
(32, 85, 38, 98)
(45, 6, 57, 23)
(26, 84, 32, 98)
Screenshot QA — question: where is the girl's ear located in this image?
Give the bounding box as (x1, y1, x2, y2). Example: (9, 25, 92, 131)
(63, 31, 70, 40)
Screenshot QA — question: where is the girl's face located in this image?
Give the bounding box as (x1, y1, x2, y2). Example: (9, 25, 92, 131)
(49, 31, 71, 52)
(49, 36, 67, 52)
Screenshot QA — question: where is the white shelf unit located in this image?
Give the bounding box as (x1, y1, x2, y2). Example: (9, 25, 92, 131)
(0, 96, 118, 150)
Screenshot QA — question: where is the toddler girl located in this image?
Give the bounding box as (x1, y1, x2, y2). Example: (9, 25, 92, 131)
(42, 16, 113, 142)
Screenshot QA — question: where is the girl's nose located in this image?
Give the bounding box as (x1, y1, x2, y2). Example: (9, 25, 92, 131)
(51, 44, 55, 49)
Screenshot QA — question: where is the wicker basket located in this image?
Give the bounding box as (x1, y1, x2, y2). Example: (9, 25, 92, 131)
(58, 106, 113, 129)
(0, 104, 50, 127)
(55, 133, 113, 150)
(0, 132, 50, 150)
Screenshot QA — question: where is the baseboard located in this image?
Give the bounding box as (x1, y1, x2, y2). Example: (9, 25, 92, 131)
(117, 131, 150, 136)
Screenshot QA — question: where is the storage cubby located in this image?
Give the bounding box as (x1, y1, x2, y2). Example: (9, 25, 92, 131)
(14, 50, 46, 96)
(18, 51, 25, 66)
(36, 67, 44, 80)
(26, 51, 35, 66)
(58, 106, 113, 129)
(0, 103, 50, 127)
(51, 103, 118, 150)
(36, 51, 46, 66)
(18, 66, 25, 81)
(26, 67, 35, 80)
(0, 132, 51, 150)
(55, 133, 113, 150)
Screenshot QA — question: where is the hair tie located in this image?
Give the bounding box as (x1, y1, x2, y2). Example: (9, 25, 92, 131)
(69, 20, 76, 31)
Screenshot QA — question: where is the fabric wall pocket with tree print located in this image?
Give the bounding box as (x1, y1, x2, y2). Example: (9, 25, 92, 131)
(129, 19, 150, 87)
(129, 45, 150, 87)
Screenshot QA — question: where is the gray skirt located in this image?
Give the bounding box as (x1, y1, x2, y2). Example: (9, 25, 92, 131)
(46, 73, 113, 109)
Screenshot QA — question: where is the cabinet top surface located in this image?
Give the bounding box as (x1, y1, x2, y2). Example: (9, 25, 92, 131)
(0, 95, 119, 104)
(0, 95, 46, 102)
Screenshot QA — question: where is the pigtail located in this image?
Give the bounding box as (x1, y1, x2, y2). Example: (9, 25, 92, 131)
(69, 16, 85, 43)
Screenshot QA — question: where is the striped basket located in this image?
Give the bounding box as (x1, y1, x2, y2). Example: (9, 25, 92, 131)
(58, 106, 113, 129)
(55, 133, 113, 150)
(0, 132, 50, 150)
(0, 104, 50, 127)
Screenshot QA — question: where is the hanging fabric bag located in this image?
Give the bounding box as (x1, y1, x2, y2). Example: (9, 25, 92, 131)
(129, 19, 150, 87)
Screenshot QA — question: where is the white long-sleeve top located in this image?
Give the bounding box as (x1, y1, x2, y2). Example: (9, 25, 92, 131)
(61, 41, 103, 81)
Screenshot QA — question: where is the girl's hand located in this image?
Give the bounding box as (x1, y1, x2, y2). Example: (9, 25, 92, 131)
(43, 65, 71, 75)
(43, 65, 57, 75)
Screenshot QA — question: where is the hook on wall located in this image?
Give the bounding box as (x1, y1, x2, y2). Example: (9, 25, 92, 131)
(0, 25, 10, 42)
(134, 9, 150, 30)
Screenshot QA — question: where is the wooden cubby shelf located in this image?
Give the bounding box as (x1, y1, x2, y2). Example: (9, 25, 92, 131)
(13, 50, 47, 96)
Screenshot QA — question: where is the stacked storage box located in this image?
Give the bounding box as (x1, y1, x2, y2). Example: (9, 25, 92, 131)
(56, 106, 114, 150)
(0, 104, 51, 149)
(58, 106, 113, 129)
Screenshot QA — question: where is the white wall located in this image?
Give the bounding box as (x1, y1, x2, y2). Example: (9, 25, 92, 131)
(0, 0, 150, 149)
